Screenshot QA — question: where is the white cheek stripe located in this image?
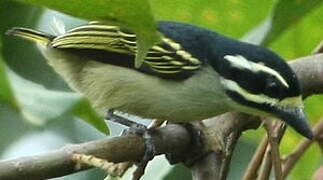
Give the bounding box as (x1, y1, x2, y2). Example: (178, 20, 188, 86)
(221, 78, 302, 107)
(224, 55, 289, 88)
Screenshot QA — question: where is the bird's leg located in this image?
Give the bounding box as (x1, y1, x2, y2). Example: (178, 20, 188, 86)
(147, 119, 164, 129)
(131, 119, 165, 180)
(106, 110, 146, 130)
(105, 110, 163, 180)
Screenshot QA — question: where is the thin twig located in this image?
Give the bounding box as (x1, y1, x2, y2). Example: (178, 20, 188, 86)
(264, 121, 283, 180)
(242, 135, 268, 180)
(282, 119, 323, 178)
(255, 121, 286, 180)
(257, 145, 272, 180)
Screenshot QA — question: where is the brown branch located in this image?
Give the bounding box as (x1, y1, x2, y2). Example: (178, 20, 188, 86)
(282, 119, 323, 178)
(0, 54, 322, 180)
(0, 124, 190, 180)
(191, 113, 260, 180)
(257, 145, 272, 180)
(264, 121, 283, 180)
(256, 122, 286, 180)
(242, 135, 268, 180)
(289, 54, 323, 98)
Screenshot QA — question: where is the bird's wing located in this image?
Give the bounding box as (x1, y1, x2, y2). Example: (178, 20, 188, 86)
(50, 22, 202, 79)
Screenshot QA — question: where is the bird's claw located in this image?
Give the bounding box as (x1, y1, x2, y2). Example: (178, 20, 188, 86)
(105, 110, 158, 180)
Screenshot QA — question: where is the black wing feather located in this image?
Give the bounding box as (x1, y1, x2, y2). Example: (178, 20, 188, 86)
(50, 22, 202, 79)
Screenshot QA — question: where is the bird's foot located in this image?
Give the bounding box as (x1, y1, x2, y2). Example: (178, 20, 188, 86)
(106, 111, 207, 176)
(106, 110, 146, 130)
(105, 110, 160, 180)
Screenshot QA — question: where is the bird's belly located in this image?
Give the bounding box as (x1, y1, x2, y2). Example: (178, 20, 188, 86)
(78, 61, 231, 122)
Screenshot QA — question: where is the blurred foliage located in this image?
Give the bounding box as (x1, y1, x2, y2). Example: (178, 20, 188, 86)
(15, 0, 160, 68)
(0, 1, 108, 134)
(271, 4, 323, 59)
(8, 70, 108, 133)
(262, 0, 323, 46)
(0, 0, 322, 179)
(150, 0, 274, 38)
(0, 41, 16, 107)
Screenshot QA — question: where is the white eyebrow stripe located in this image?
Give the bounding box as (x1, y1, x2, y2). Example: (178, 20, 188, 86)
(224, 55, 290, 88)
(221, 78, 278, 105)
(221, 78, 302, 107)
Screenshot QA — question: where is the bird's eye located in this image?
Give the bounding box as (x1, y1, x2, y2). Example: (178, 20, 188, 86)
(266, 75, 280, 88)
(264, 75, 285, 98)
(266, 78, 278, 90)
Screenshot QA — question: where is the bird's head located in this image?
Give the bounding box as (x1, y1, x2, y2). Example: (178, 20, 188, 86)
(214, 51, 313, 139)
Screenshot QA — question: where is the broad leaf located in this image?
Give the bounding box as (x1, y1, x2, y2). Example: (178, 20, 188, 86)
(150, 0, 273, 39)
(262, 0, 323, 46)
(15, 0, 160, 68)
(8, 70, 109, 134)
(0, 1, 109, 134)
(242, 0, 323, 46)
(0, 40, 17, 108)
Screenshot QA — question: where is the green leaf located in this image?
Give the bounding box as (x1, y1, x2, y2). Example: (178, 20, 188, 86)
(14, 0, 160, 68)
(72, 97, 109, 134)
(150, 0, 273, 39)
(0, 39, 17, 108)
(8, 70, 109, 134)
(262, 0, 323, 46)
(269, 4, 323, 59)
(1, 1, 109, 135)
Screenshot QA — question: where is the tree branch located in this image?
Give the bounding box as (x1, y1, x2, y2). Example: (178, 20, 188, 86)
(263, 121, 284, 180)
(0, 124, 190, 180)
(257, 145, 272, 180)
(242, 135, 268, 180)
(191, 113, 261, 180)
(254, 121, 286, 180)
(289, 53, 323, 98)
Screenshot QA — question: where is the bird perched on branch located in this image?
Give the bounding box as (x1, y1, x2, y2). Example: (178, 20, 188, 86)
(7, 21, 313, 139)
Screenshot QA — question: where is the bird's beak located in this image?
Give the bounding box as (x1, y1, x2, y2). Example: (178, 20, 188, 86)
(276, 107, 313, 139)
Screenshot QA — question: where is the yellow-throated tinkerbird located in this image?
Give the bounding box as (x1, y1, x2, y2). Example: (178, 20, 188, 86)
(7, 21, 313, 139)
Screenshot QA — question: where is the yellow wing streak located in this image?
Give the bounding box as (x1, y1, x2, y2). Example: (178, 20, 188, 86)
(50, 23, 202, 76)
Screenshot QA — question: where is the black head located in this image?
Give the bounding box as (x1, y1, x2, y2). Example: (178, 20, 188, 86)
(208, 36, 313, 139)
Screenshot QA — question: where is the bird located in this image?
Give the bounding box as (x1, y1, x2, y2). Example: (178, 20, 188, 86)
(7, 21, 313, 139)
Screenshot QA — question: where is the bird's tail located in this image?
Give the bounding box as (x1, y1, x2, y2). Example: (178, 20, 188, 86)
(6, 27, 54, 45)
